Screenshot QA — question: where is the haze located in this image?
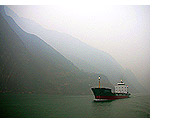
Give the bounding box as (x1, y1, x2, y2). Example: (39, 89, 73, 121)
(7, 5, 150, 90)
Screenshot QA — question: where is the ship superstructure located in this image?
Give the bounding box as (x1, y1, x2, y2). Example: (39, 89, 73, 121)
(115, 80, 129, 94)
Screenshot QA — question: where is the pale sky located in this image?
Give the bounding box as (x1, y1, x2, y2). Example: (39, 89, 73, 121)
(7, 5, 150, 88)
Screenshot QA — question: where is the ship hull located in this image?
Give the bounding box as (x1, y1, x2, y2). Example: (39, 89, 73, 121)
(91, 88, 130, 101)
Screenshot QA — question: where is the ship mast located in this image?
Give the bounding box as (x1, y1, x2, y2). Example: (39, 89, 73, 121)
(98, 76, 101, 88)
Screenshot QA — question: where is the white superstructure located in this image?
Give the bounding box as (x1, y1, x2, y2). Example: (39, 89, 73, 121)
(114, 80, 128, 93)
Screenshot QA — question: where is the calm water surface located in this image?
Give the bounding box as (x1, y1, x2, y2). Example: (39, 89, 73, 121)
(0, 93, 150, 118)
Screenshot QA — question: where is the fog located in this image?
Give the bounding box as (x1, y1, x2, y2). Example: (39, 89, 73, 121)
(7, 5, 150, 89)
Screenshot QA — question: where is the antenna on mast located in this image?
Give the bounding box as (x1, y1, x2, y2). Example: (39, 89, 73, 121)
(98, 76, 101, 88)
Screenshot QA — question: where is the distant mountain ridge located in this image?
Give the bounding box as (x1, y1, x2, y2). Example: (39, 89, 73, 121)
(0, 6, 112, 95)
(4, 6, 123, 80)
(3, 6, 146, 93)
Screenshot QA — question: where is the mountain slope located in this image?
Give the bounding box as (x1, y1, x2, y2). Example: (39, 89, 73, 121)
(4, 6, 124, 81)
(3, 6, 146, 93)
(0, 6, 112, 95)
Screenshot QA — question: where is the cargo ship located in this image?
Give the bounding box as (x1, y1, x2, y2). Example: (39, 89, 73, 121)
(91, 76, 131, 101)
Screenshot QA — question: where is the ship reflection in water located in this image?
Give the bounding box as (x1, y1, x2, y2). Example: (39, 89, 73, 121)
(0, 93, 149, 118)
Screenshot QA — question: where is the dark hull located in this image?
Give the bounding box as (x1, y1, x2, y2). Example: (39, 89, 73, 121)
(91, 88, 130, 101)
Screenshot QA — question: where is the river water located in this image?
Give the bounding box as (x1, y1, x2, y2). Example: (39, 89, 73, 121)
(0, 93, 150, 118)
